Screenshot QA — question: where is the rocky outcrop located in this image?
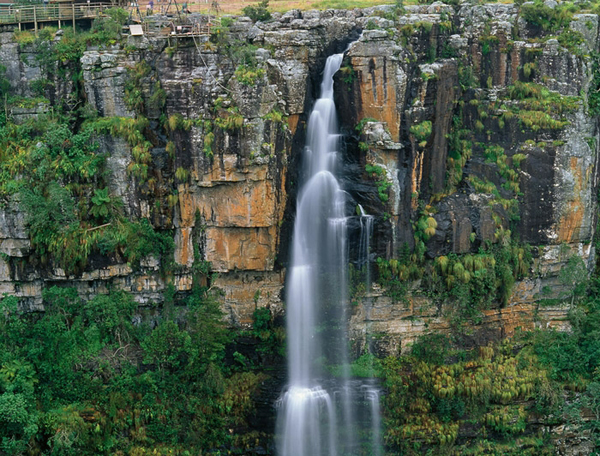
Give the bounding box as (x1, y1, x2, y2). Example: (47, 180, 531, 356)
(0, 3, 598, 343)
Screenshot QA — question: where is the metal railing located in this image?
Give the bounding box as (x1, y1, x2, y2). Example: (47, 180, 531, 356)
(0, 1, 248, 30)
(0, 3, 108, 26)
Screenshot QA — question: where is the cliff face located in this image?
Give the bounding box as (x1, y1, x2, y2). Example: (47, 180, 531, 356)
(336, 4, 600, 353)
(0, 3, 598, 351)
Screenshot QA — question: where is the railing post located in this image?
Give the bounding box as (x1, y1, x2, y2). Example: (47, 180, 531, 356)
(33, 6, 37, 34)
(72, 3, 75, 30)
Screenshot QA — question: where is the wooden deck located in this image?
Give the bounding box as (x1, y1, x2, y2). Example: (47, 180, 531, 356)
(0, 1, 230, 33)
(0, 3, 111, 30)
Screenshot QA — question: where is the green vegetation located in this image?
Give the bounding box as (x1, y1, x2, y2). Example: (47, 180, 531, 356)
(382, 337, 552, 454)
(499, 81, 579, 132)
(0, 9, 189, 277)
(0, 17, 296, 451)
(214, 107, 244, 130)
(339, 64, 356, 85)
(365, 163, 392, 203)
(0, 285, 274, 454)
(2, 2, 600, 454)
(379, 269, 600, 454)
(355, 117, 378, 134)
(166, 113, 192, 132)
(202, 120, 215, 158)
(589, 52, 600, 116)
(242, 0, 271, 22)
(480, 33, 499, 55)
(376, 239, 531, 319)
(234, 64, 266, 85)
(409, 120, 432, 147)
(557, 29, 586, 54)
(124, 61, 166, 116)
(520, 0, 575, 33)
(0, 111, 175, 275)
(444, 114, 472, 192)
(264, 108, 286, 123)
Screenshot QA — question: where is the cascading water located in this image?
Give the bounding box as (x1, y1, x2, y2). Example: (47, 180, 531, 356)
(276, 46, 381, 456)
(365, 386, 382, 456)
(358, 204, 374, 291)
(357, 205, 382, 456)
(276, 51, 347, 456)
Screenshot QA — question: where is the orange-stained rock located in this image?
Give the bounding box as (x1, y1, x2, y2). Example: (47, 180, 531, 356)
(353, 61, 402, 141)
(178, 180, 280, 228)
(287, 114, 301, 135)
(556, 156, 587, 243)
(349, 281, 572, 357)
(347, 35, 406, 142)
(481, 304, 537, 336)
(174, 227, 193, 268)
(206, 226, 277, 272)
(198, 155, 270, 186)
(174, 274, 193, 291)
(133, 274, 162, 293)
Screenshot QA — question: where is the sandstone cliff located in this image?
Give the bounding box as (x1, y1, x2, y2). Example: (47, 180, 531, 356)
(0, 2, 598, 356)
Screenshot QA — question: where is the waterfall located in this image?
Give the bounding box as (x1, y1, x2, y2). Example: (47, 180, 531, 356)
(276, 47, 381, 456)
(365, 385, 382, 456)
(357, 207, 382, 456)
(358, 204, 374, 291)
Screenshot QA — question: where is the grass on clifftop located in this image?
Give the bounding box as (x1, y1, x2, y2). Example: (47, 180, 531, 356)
(207, 0, 396, 15)
(188, 0, 522, 15)
(305, 0, 395, 9)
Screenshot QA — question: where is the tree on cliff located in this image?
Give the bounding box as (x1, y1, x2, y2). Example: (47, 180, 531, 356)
(242, 0, 271, 22)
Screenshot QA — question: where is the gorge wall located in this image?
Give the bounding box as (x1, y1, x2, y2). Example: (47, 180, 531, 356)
(0, 1, 598, 356)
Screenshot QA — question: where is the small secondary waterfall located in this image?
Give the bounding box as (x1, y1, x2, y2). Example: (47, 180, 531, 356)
(357, 206, 382, 456)
(276, 47, 382, 456)
(358, 204, 374, 291)
(365, 386, 382, 456)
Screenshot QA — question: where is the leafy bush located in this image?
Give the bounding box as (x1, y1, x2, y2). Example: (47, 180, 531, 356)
(531, 282, 600, 383)
(589, 52, 600, 116)
(0, 392, 38, 454)
(13, 30, 36, 46)
(365, 163, 391, 202)
(411, 333, 451, 364)
(520, 0, 573, 33)
(234, 64, 265, 85)
(242, 0, 271, 22)
(89, 188, 122, 222)
(410, 120, 432, 147)
(0, 284, 265, 454)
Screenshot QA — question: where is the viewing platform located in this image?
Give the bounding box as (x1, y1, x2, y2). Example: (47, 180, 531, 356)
(0, 1, 266, 33)
(0, 2, 114, 30)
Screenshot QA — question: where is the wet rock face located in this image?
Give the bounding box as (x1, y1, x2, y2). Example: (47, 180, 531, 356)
(0, 4, 598, 336)
(330, 2, 599, 354)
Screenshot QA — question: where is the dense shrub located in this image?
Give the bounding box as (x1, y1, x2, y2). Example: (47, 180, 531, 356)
(0, 286, 267, 454)
(242, 0, 271, 22)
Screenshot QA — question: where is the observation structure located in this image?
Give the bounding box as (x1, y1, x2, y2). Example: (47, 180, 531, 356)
(0, 0, 224, 33)
(0, 1, 111, 31)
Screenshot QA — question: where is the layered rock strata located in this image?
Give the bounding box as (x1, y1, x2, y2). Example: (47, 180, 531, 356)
(0, 2, 597, 351)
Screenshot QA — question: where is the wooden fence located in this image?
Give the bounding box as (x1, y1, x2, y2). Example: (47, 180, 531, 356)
(0, 3, 109, 29)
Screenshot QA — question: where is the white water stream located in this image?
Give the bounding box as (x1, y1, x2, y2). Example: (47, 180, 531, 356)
(276, 49, 382, 456)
